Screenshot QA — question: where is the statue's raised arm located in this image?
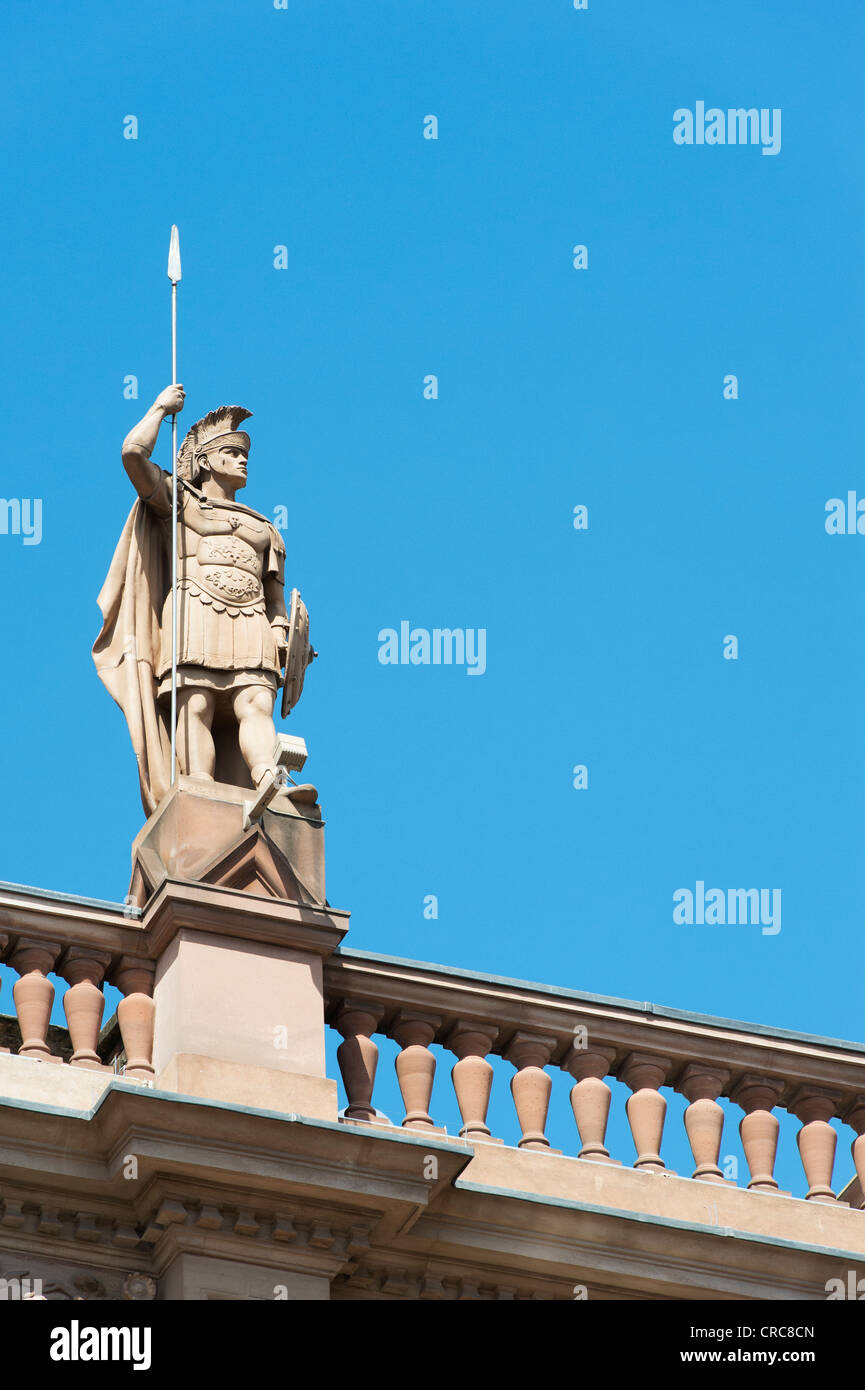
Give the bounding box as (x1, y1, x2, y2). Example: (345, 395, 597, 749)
(121, 385, 186, 501)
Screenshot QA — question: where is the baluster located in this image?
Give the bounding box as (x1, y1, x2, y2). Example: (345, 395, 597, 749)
(620, 1052, 671, 1172)
(506, 1033, 556, 1151)
(446, 1021, 499, 1142)
(391, 1011, 441, 1130)
(112, 959, 156, 1080)
(10, 940, 60, 1060)
(58, 948, 112, 1069)
(334, 1000, 384, 1123)
(843, 1097, 865, 1206)
(792, 1086, 840, 1202)
(676, 1063, 730, 1183)
(564, 1045, 617, 1161)
(730, 1075, 784, 1192)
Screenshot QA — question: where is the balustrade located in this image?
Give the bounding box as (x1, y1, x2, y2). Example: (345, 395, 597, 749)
(0, 889, 153, 1077)
(3, 881, 865, 1217)
(323, 947, 865, 1210)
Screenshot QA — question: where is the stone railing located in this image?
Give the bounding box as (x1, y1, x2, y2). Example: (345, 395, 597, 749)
(0, 883, 154, 1080)
(324, 948, 865, 1206)
(4, 874, 865, 1213)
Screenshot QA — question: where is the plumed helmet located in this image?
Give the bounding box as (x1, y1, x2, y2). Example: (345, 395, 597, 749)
(177, 405, 253, 482)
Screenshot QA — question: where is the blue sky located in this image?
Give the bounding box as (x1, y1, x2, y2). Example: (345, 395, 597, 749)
(1, 0, 863, 1194)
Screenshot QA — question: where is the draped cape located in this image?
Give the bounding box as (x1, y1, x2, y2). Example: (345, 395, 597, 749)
(92, 499, 172, 815)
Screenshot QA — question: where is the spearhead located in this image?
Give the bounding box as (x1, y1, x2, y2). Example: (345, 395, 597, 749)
(167, 224, 182, 283)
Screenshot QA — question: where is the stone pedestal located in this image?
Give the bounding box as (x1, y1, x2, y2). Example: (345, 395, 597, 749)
(134, 779, 349, 1119)
(129, 776, 326, 908)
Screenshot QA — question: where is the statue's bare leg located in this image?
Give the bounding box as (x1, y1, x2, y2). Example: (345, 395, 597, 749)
(176, 689, 217, 779)
(233, 685, 278, 787)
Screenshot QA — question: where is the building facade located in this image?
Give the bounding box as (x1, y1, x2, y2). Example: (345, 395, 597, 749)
(0, 778, 863, 1301)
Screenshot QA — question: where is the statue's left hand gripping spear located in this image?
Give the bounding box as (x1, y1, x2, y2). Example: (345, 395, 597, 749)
(167, 225, 182, 786)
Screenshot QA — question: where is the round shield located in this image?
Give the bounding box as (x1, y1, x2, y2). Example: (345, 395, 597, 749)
(281, 588, 316, 717)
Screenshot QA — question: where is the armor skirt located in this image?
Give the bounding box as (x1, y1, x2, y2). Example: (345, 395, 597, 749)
(156, 581, 280, 693)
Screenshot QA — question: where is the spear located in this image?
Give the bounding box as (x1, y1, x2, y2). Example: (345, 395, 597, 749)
(167, 225, 182, 785)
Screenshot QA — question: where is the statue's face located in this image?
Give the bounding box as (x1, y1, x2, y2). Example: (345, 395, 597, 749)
(203, 445, 249, 489)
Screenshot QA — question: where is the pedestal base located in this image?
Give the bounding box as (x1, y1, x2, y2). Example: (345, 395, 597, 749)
(136, 778, 349, 1120)
(157, 1054, 338, 1120)
(130, 776, 326, 908)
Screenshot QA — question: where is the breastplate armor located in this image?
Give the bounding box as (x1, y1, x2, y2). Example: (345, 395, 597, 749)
(178, 500, 269, 606)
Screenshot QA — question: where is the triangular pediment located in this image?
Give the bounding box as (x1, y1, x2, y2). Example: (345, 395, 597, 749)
(197, 827, 306, 901)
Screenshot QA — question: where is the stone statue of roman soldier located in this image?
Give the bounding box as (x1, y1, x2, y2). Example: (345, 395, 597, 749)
(93, 384, 314, 815)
